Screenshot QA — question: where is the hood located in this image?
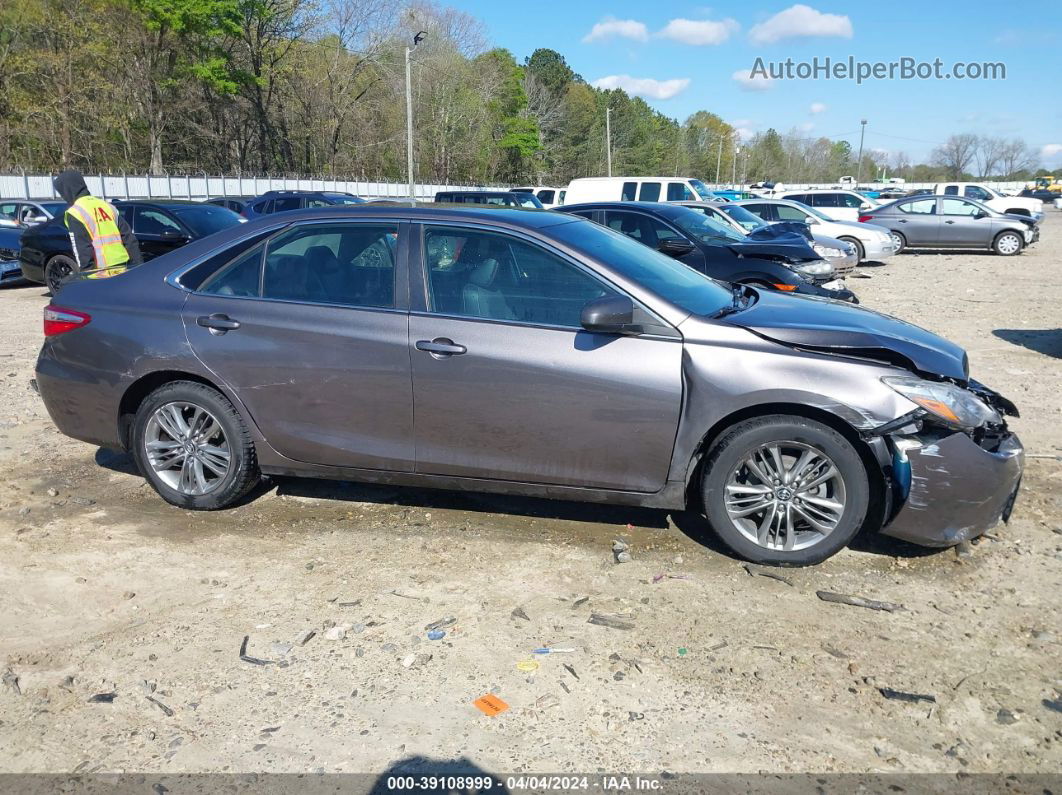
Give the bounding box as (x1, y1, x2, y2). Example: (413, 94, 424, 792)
(1001, 212, 1039, 228)
(746, 221, 813, 242)
(724, 288, 969, 381)
(724, 236, 821, 264)
(53, 170, 89, 205)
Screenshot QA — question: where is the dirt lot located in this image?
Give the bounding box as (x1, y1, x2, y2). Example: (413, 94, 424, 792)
(0, 213, 1060, 778)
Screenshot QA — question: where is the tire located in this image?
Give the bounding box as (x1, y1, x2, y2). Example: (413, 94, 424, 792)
(131, 380, 260, 510)
(887, 231, 906, 254)
(837, 236, 865, 262)
(701, 415, 870, 566)
(993, 231, 1023, 256)
(45, 254, 77, 296)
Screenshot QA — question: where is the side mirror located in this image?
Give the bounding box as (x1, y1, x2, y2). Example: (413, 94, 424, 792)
(160, 229, 189, 242)
(25, 214, 47, 225)
(581, 295, 642, 336)
(657, 236, 696, 258)
(804, 216, 815, 224)
(859, 203, 872, 211)
(974, 211, 988, 219)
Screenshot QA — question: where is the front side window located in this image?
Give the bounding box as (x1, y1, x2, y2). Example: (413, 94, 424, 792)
(943, 185, 959, 196)
(667, 183, 695, 201)
(669, 208, 744, 243)
(423, 226, 617, 328)
(172, 206, 242, 237)
(639, 182, 662, 202)
(718, 204, 768, 231)
(898, 199, 936, 215)
(135, 207, 183, 235)
(841, 193, 866, 208)
(537, 190, 555, 203)
(964, 186, 990, 201)
(941, 199, 980, 216)
(689, 179, 715, 200)
(774, 204, 809, 222)
(621, 182, 637, 201)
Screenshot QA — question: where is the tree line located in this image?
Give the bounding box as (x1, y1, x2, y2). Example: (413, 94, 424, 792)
(0, 0, 1050, 186)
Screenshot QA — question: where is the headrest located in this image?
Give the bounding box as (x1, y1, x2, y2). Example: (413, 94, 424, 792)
(469, 258, 499, 287)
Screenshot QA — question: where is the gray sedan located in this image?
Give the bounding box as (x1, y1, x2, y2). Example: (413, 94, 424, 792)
(862, 195, 1040, 255)
(34, 205, 1023, 566)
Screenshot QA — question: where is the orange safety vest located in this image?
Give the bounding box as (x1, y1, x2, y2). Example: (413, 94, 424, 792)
(64, 196, 129, 278)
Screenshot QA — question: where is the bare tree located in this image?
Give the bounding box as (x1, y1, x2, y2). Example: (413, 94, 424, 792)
(974, 136, 1007, 178)
(931, 133, 979, 179)
(998, 137, 1038, 178)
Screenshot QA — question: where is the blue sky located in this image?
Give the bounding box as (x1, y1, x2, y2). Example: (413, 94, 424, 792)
(451, 1, 1062, 168)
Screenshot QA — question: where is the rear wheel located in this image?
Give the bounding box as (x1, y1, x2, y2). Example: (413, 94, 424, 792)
(993, 231, 1022, 256)
(45, 254, 77, 295)
(701, 415, 870, 566)
(131, 381, 260, 510)
(837, 236, 865, 262)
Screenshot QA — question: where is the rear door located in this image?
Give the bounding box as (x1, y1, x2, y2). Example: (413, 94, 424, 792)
(893, 198, 939, 245)
(182, 220, 414, 470)
(408, 223, 683, 491)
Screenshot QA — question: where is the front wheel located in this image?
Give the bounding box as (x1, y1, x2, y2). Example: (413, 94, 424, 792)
(131, 380, 260, 510)
(701, 415, 870, 566)
(993, 231, 1023, 256)
(888, 231, 906, 254)
(45, 254, 77, 295)
(837, 236, 865, 262)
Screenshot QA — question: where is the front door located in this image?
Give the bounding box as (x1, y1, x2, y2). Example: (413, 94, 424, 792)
(182, 220, 414, 470)
(409, 224, 684, 492)
(133, 206, 188, 260)
(938, 198, 990, 247)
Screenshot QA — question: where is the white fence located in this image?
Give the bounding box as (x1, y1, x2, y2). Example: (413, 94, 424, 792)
(0, 173, 489, 202)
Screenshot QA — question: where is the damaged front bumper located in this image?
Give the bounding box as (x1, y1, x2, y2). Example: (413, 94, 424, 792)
(880, 426, 1024, 547)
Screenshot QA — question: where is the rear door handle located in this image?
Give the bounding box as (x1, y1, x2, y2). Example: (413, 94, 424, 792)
(945, 220, 956, 224)
(416, 338, 466, 356)
(197, 314, 241, 334)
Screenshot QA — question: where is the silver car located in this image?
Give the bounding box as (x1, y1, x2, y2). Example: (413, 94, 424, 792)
(681, 201, 859, 276)
(860, 195, 1039, 255)
(730, 198, 899, 263)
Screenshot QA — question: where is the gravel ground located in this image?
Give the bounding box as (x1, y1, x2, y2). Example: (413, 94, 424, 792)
(0, 212, 1060, 777)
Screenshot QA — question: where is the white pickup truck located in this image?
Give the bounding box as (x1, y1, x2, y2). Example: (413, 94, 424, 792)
(933, 182, 1043, 219)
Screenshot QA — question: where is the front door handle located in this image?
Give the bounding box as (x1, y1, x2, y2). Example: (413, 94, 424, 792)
(197, 314, 241, 334)
(944, 220, 956, 224)
(416, 338, 467, 357)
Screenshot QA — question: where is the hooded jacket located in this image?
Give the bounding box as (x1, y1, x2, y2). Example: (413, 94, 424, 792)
(53, 170, 142, 271)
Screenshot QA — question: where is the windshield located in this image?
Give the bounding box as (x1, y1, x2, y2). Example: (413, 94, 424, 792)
(172, 205, 243, 237)
(515, 194, 544, 208)
(689, 179, 716, 201)
(718, 204, 769, 232)
(326, 195, 367, 205)
(668, 206, 745, 244)
(549, 219, 731, 317)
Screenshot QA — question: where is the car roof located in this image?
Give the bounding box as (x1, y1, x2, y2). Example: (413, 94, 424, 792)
(561, 201, 683, 214)
(236, 203, 581, 230)
(436, 190, 519, 196)
(114, 199, 209, 208)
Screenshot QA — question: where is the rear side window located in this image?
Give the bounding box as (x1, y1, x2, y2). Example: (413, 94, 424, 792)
(775, 205, 809, 222)
(943, 185, 958, 195)
(621, 182, 637, 201)
(812, 194, 840, 208)
(639, 182, 661, 202)
(786, 194, 809, 205)
(898, 199, 936, 215)
(254, 199, 274, 214)
(273, 196, 302, 213)
(667, 183, 694, 201)
(201, 243, 264, 297)
(743, 203, 773, 220)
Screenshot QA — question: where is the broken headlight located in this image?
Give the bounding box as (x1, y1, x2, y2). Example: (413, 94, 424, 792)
(791, 258, 833, 277)
(882, 376, 1001, 430)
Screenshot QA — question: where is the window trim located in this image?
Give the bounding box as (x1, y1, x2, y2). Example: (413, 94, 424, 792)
(411, 220, 677, 336)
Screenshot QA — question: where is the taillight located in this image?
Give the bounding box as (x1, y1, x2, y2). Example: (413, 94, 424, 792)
(858, 214, 873, 222)
(44, 305, 91, 337)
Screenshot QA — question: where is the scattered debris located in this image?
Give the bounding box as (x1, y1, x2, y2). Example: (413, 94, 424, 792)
(473, 694, 509, 717)
(535, 693, 560, 710)
(878, 687, 936, 704)
(324, 627, 346, 641)
(139, 680, 157, 695)
(2, 669, 21, 695)
(572, 597, 589, 608)
(652, 573, 692, 584)
(559, 681, 571, 694)
(516, 660, 540, 673)
(270, 642, 293, 657)
(337, 600, 361, 608)
(297, 630, 316, 646)
(612, 538, 632, 563)
(239, 636, 275, 666)
(88, 692, 118, 703)
(70, 496, 95, 506)
(47, 487, 58, 497)
(402, 653, 432, 669)
(955, 541, 973, 560)
(677, 647, 688, 656)
(122, 591, 136, 600)
(1041, 699, 1062, 714)
(563, 664, 579, 680)
(743, 565, 794, 586)
(817, 591, 905, 612)
(821, 644, 849, 659)
(708, 641, 729, 652)
(146, 695, 174, 717)
(996, 708, 1020, 725)
(588, 613, 634, 631)
(532, 647, 576, 655)
(424, 617, 456, 632)
(510, 606, 530, 621)
(427, 630, 446, 641)
(628, 711, 644, 721)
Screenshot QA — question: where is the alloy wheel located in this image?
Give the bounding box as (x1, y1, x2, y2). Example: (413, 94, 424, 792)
(724, 441, 847, 552)
(144, 401, 231, 496)
(46, 258, 74, 294)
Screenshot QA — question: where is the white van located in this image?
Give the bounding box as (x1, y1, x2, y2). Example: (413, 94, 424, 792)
(563, 177, 717, 205)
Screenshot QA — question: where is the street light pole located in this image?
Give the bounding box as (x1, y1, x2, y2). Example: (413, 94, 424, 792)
(405, 31, 427, 202)
(716, 136, 723, 184)
(605, 107, 612, 177)
(856, 118, 867, 185)
(733, 146, 740, 187)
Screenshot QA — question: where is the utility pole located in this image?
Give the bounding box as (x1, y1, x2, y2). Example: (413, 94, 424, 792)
(716, 136, 723, 184)
(405, 31, 427, 202)
(732, 146, 739, 187)
(855, 118, 867, 185)
(605, 107, 612, 177)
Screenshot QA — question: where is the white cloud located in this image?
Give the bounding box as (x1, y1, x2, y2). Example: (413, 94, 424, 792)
(656, 17, 739, 45)
(582, 16, 649, 43)
(591, 74, 691, 100)
(732, 118, 753, 128)
(1041, 143, 1062, 159)
(732, 69, 774, 91)
(809, 102, 827, 114)
(797, 121, 815, 132)
(734, 127, 756, 142)
(749, 4, 853, 45)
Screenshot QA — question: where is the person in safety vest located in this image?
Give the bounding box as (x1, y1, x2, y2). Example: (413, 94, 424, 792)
(53, 170, 141, 278)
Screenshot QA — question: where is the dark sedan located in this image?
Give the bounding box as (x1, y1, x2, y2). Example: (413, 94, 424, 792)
(559, 201, 855, 302)
(35, 205, 1022, 566)
(859, 195, 1039, 255)
(19, 200, 244, 293)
